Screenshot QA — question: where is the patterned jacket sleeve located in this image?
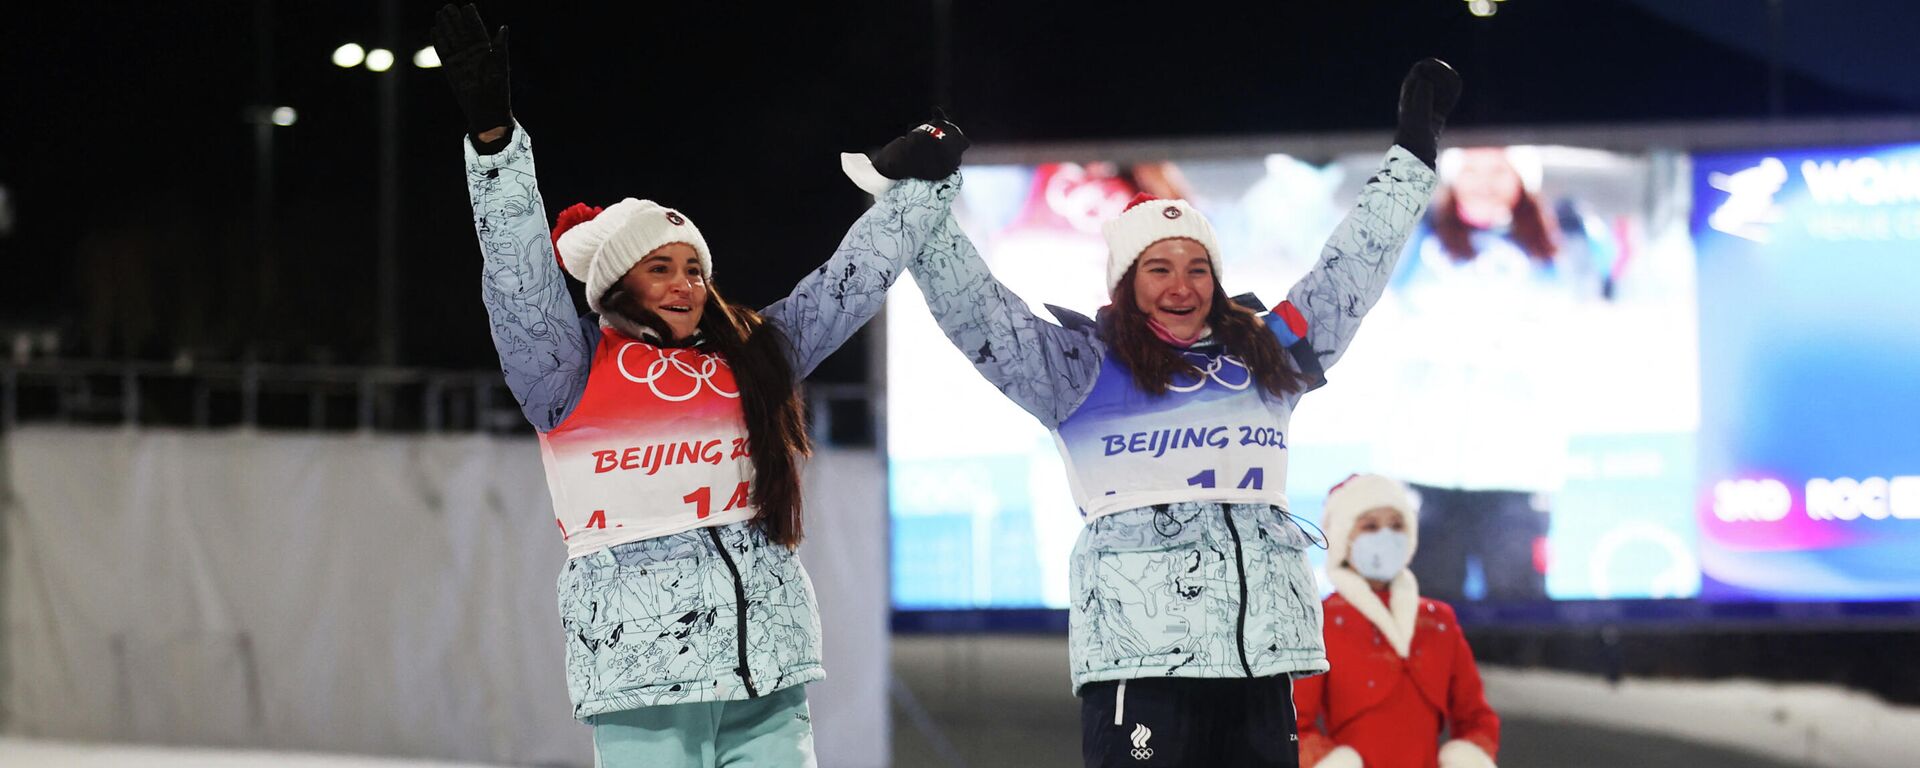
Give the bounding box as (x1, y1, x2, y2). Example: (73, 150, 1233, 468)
(463, 122, 595, 432)
(904, 213, 1104, 428)
(759, 175, 960, 380)
(1284, 145, 1437, 375)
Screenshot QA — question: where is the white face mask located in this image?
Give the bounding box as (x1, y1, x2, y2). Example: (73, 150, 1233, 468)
(1348, 530, 1410, 582)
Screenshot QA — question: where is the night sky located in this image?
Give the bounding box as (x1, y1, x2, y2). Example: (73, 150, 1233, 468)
(1, 0, 1909, 379)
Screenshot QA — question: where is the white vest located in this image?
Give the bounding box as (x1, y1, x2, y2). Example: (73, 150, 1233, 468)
(1054, 348, 1292, 521)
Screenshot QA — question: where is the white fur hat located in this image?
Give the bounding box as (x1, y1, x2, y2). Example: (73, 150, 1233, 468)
(1321, 473, 1420, 571)
(552, 198, 712, 314)
(1099, 193, 1223, 294)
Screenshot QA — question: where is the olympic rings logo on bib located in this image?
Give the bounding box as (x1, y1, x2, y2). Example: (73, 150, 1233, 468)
(616, 343, 741, 401)
(1167, 351, 1252, 393)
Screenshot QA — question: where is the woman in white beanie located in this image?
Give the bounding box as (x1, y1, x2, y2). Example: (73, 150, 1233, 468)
(1293, 473, 1501, 768)
(433, 6, 963, 766)
(861, 58, 1459, 766)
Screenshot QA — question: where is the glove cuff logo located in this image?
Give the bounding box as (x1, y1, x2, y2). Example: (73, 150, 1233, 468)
(916, 123, 947, 140)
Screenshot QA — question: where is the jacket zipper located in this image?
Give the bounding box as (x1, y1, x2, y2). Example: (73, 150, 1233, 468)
(1222, 509, 1256, 678)
(705, 526, 760, 699)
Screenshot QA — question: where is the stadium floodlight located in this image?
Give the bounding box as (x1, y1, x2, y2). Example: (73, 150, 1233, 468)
(414, 46, 441, 68)
(332, 43, 366, 68)
(366, 48, 395, 72)
(1467, 0, 1504, 17)
(271, 107, 298, 126)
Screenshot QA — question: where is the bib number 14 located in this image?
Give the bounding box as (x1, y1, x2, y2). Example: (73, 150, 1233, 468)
(1187, 467, 1266, 490)
(684, 481, 752, 519)
(557, 481, 751, 541)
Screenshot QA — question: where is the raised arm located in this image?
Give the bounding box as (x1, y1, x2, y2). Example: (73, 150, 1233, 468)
(760, 116, 970, 379)
(905, 213, 1104, 428)
(760, 175, 959, 380)
(832, 116, 1103, 427)
(1285, 59, 1456, 375)
(463, 124, 594, 431)
(1284, 146, 1436, 374)
(439, 4, 592, 431)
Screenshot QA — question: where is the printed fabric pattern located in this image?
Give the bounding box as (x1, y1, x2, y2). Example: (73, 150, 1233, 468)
(906, 146, 1436, 691)
(556, 520, 822, 718)
(1070, 502, 1326, 687)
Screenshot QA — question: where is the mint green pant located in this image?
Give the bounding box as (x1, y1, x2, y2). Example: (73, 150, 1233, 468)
(590, 685, 816, 768)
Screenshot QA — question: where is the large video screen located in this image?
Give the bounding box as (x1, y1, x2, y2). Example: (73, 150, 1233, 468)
(887, 144, 1710, 610)
(1691, 143, 1920, 600)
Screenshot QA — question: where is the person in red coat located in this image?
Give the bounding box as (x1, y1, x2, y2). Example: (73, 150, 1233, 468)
(1295, 474, 1501, 768)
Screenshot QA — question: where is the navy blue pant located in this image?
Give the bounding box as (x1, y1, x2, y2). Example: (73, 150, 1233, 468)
(1080, 675, 1300, 767)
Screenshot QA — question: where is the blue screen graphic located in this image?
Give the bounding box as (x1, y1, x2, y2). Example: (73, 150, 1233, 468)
(1692, 144, 1920, 600)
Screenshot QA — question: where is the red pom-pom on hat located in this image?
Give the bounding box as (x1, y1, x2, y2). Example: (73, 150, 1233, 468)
(1329, 472, 1362, 496)
(551, 203, 604, 268)
(1122, 192, 1161, 213)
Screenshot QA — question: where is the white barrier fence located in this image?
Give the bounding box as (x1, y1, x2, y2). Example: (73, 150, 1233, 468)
(0, 427, 888, 768)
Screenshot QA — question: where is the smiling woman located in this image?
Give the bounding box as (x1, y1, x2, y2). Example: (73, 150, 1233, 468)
(549, 202, 713, 344)
(607, 243, 709, 339)
(889, 58, 1459, 768)
(431, 3, 967, 766)
(1099, 203, 1307, 401)
(1132, 238, 1213, 340)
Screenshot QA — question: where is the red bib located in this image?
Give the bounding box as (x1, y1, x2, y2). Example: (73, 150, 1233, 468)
(539, 331, 757, 556)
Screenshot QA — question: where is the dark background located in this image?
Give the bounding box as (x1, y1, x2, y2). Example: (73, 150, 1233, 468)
(1, 0, 1914, 379)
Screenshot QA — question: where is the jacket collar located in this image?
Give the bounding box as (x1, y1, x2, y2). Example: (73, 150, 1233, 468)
(1330, 565, 1420, 658)
(600, 312, 705, 348)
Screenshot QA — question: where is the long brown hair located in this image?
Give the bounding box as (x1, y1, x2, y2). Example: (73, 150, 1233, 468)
(1430, 185, 1560, 264)
(602, 283, 813, 548)
(1098, 266, 1306, 398)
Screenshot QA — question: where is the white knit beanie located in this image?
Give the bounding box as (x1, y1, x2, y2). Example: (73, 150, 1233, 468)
(1322, 473, 1420, 571)
(1099, 193, 1223, 294)
(552, 198, 713, 314)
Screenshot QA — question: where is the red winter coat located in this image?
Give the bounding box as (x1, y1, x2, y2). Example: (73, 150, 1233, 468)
(1295, 588, 1500, 768)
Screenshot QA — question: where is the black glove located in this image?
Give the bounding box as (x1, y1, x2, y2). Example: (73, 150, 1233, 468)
(870, 110, 970, 181)
(1392, 58, 1461, 169)
(431, 4, 512, 139)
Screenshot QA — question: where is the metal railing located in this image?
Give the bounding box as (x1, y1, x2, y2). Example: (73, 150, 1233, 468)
(0, 360, 876, 445)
